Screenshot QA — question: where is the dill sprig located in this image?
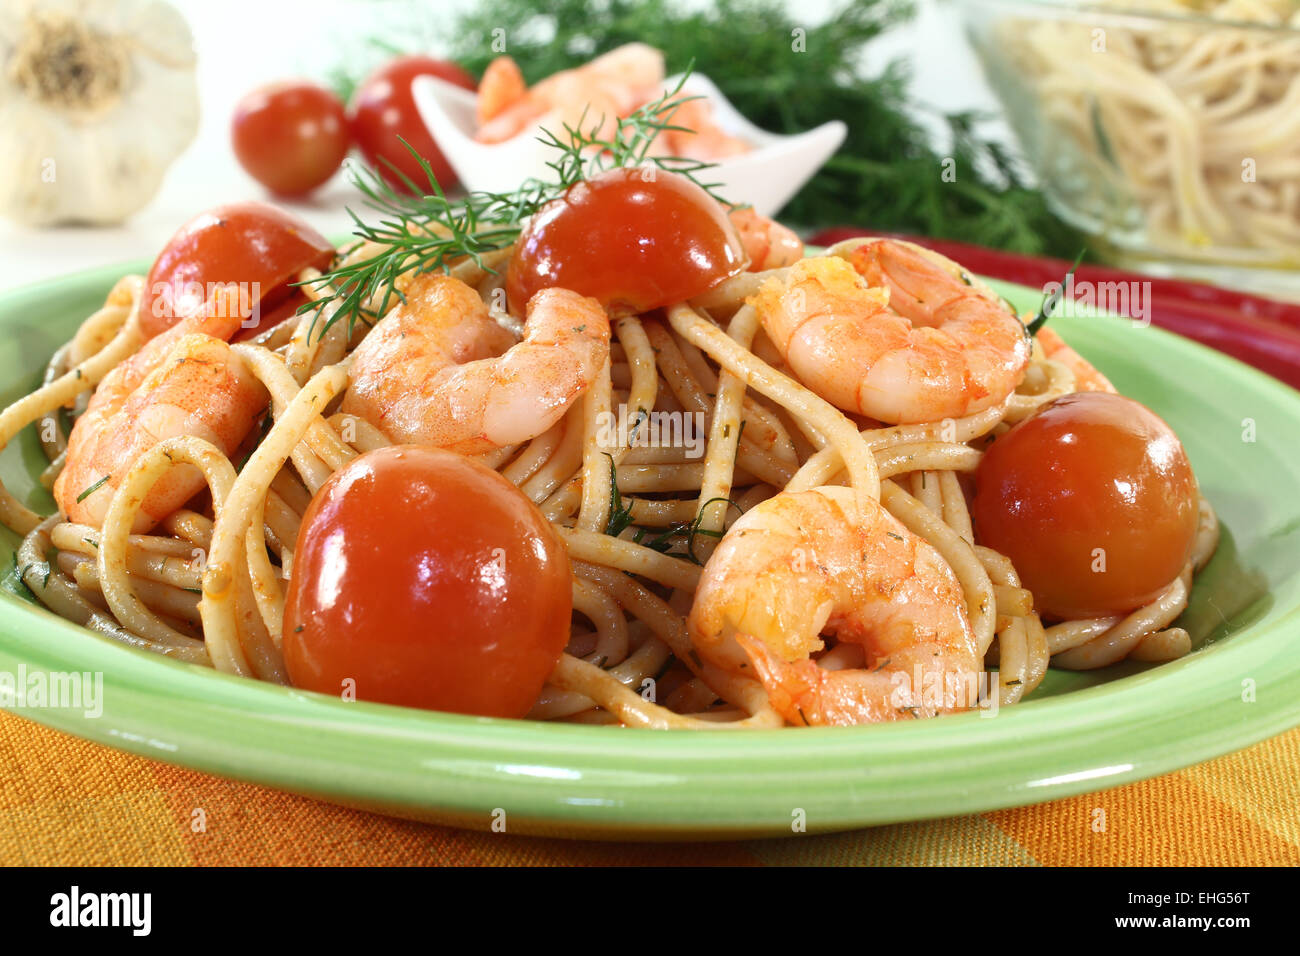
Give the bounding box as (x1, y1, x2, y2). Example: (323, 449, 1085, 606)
(630, 495, 741, 565)
(535, 70, 730, 206)
(433, 0, 1084, 257)
(604, 454, 636, 538)
(298, 73, 727, 341)
(1027, 249, 1086, 336)
(296, 153, 542, 341)
(604, 455, 741, 564)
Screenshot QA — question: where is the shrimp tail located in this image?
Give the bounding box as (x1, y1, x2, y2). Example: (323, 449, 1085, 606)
(736, 633, 909, 726)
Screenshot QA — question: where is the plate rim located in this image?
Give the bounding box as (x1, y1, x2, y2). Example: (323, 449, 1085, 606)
(2, 258, 1300, 839)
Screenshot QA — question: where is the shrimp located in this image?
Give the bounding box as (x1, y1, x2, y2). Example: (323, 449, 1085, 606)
(688, 485, 980, 725)
(475, 44, 664, 144)
(579, 43, 664, 105)
(477, 55, 528, 126)
(1035, 326, 1117, 393)
(728, 207, 803, 271)
(749, 242, 1030, 423)
(476, 68, 619, 144)
(663, 95, 751, 161)
(341, 273, 610, 454)
(55, 333, 268, 532)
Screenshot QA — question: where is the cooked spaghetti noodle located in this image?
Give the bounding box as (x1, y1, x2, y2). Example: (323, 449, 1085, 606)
(993, 0, 1300, 265)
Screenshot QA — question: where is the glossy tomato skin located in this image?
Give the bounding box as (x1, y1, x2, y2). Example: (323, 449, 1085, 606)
(348, 56, 476, 193)
(283, 445, 572, 718)
(139, 201, 334, 339)
(506, 168, 746, 316)
(971, 392, 1199, 620)
(231, 81, 350, 196)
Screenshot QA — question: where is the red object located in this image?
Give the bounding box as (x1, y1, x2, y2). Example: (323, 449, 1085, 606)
(972, 392, 1200, 620)
(231, 81, 350, 197)
(282, 445, 573, 718)
(809, 228, 1300, 391)
(139, 202, 334, 340)
(507, 168, 746, 316)
(348, 56, 476, 194)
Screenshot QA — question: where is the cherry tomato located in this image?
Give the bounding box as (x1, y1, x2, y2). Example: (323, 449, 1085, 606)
(507, 168, 746, 316)
(231, 81, 350, 196)
(139, 201, 334, 339)
(971, 392, 1199, 620)
(348, 56, 476, 193)
(283, 445, 572, 718)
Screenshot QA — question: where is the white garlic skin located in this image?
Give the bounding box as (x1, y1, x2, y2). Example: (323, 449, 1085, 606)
(0, 0, 200, 226)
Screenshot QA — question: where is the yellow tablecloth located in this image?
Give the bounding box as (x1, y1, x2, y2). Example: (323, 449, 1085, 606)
(2, 711, 1296, 865)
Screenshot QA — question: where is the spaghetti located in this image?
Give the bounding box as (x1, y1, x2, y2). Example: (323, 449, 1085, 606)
(992, 0, 1300, 266)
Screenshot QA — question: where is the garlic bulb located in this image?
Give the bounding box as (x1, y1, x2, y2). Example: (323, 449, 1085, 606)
(0, 0, 199, 225)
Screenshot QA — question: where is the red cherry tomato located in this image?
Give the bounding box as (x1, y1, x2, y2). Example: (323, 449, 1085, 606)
(348, 56, 476, 193)
(283, 445, 572, 718)
(231, 81, 350, 196)
(507, 168, 746, 316)
(139, 202, 334, 340)
(971, 392, 1200, 620)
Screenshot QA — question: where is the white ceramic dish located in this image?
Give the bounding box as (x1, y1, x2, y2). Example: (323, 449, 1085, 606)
(412, 71, 846, 216)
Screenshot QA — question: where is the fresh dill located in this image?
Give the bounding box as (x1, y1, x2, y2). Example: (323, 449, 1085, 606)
(1027, 249, 1086, 336)
(76, 474, 110, 504)
(630, 495, 739, 565)
(297, 73, 725, 342)
(603, 454, 636, 537)
(237, 407, 275, 473)
(432, 0, 1083, 256)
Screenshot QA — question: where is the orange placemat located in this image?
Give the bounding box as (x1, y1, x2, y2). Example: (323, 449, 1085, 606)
(2, 709, 1296, 866)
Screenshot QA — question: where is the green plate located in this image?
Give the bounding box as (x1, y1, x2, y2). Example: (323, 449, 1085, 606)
(1, 260, 1298, 840)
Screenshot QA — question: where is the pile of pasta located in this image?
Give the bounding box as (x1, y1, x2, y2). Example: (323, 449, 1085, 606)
(1003, 0, 1300, 263)
(0, 239, 1219, 728)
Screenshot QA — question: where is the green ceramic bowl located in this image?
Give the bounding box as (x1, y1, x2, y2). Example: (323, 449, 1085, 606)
(1, 261, 1298, 840)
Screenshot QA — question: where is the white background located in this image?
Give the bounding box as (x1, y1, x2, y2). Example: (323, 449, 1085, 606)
(0, 0, 1004, 292)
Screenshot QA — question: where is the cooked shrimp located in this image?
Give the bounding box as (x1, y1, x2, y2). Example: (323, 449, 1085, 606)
(729, 207, 803, 271)
(55, 334, 267, 532)
(750, 243, 1030, 423)
(55, 287, 269, 531)
(342, 274, 610, 454)
(688, 485, 980, 725)
(579, 43, 664, 104)
(477, 69, 618, 144)
(475, 44, 664, 144)
(1036, 326, 1117, 393)
(664, 95, 751, 161)
(477, 55, 528, 126)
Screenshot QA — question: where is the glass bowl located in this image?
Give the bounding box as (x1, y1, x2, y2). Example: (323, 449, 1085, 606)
(962, 0, 1300, 298)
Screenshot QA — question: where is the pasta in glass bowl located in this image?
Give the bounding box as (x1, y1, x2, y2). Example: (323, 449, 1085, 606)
(963, 0, 1300, 297)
